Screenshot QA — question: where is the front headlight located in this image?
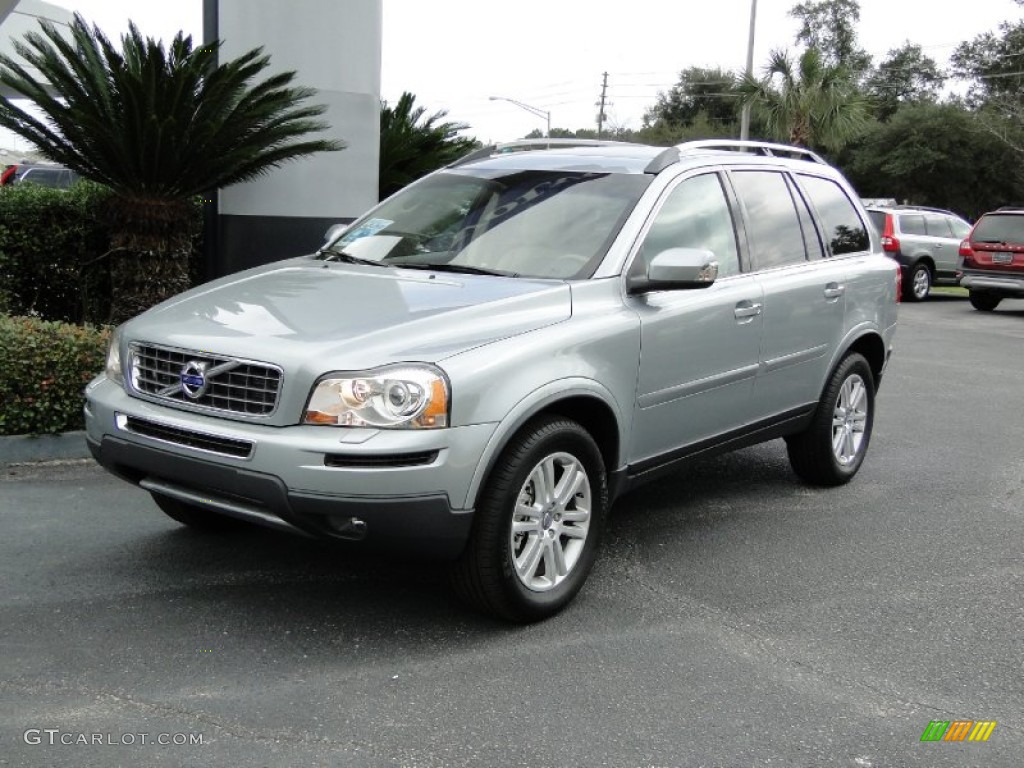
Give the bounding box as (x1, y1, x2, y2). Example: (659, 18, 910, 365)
(304, 365, 449, 429)
(105, 327, 124, 385)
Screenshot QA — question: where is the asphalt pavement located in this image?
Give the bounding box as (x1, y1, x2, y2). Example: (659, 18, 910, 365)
(1, 295, 1022, 767)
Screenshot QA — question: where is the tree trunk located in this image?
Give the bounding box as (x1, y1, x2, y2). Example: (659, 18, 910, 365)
(103, 195, 198, 323)
(109, 248, 191, 324)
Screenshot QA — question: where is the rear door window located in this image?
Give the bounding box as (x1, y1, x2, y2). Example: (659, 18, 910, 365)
(925, 214, 954, 238)
(898, 215, 927, 236)
(730, 170, 807, 270)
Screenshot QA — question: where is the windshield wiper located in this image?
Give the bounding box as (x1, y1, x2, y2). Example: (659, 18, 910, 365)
(316, 248, 392, 268)
(397, 262, 517, 277)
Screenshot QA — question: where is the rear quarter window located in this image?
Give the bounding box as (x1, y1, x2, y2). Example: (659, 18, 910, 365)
(798, 175, 870, 255)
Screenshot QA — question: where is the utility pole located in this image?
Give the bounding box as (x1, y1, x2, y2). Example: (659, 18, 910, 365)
(740, 0, 758, 141)
(596, 72, 609, 139)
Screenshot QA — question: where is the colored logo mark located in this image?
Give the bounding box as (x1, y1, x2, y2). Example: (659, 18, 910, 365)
(920, 720, 997, 742)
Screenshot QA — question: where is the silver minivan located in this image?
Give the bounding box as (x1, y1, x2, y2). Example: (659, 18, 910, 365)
(86, 139, 899, 622)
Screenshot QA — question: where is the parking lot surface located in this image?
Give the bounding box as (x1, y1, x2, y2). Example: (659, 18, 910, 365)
(2, 296, 1022, 767)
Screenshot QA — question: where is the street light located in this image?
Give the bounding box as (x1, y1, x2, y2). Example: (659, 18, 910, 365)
(489, 95, 551, 138)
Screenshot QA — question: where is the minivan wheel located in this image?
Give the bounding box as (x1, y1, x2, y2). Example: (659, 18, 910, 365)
(451, 416, 608, 623)
(905, 263, 931, 301)
(786, 353, 875, 487)
(968, 291, 1001, 312)
(151, 493, 245, 532)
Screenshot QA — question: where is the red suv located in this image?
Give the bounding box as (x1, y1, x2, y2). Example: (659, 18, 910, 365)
(958, 207, 1024, 311)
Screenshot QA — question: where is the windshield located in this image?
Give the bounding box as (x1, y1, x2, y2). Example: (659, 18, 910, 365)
(322, 169, 651, 279)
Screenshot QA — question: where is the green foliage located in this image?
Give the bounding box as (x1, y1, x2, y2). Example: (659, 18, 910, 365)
(789, 0, 872, 76)
(951, 16, 1024, 109)
(0, 314, 109, 435)
(839, 103, 1024, 219)
(0, 181, 112, 323)
(865, 43, 945, 121)
(0, 13, 341, 318)
(379, 92, 479, 199)
(636, 113, 740, 146)
(0, 13, 342, 204)
(0, 181, 202, 324)
(739, 47, 869, 151)
(644, 67, 740, 130)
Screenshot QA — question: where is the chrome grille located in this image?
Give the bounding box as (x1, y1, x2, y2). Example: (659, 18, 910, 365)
(129, 343, 282, 416)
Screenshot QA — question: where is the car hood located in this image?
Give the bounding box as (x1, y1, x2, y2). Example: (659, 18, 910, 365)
(124, 258, 572, 370)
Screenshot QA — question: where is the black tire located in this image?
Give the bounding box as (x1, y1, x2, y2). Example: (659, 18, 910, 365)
(451, 416, 609, 623)
(786, 353, 875, 487)
(151, 493, 246, 532)
(968, 291, 1001, 312)
(903, 262, 931, 302)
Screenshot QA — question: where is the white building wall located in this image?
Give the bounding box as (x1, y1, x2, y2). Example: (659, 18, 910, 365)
(216, 0, 381, 220)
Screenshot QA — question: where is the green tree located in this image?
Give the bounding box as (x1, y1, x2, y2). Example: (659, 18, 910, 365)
(951, 1, 1024, 109)
(789, 0, 872, 77)
(865, 42, 945, 121)
(739, 47, 869, 151)
(950, 2, 1024, 171)
(841, 102, 1023, 219)
(379, 92, 478, 200)
(643, 67, 740, 130)
(0, 14, 340, 321)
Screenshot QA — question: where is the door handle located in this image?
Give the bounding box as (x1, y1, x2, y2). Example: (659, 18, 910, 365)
(734, 301, 762, 320)
(824, 283, 845, 300)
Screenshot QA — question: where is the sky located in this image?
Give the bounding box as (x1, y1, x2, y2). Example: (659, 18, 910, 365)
(3, 0, 1023, 148)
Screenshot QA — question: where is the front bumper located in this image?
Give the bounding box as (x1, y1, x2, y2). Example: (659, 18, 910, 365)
(85, 376, 496, 558)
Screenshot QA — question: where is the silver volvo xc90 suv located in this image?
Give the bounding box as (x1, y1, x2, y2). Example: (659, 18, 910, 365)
(86, 139, 899, 622)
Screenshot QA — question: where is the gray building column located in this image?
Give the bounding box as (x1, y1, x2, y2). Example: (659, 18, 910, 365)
(204, 0, 381, 277)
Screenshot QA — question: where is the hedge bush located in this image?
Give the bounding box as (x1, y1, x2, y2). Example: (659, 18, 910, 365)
(0, 314, 109, 435)
(0, 181, 114, 324)
(0, 181, 204, 324)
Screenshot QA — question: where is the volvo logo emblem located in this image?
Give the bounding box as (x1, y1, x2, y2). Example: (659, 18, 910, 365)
(180, 361, 209, 399)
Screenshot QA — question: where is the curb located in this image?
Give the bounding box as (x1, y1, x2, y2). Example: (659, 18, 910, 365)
(0, 431, 90, 465)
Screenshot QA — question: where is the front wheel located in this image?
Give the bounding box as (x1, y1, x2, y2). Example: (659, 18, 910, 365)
(786, 353, 875, 487)
(451, 416, 608, 623)
(968, 291, 1001, 312)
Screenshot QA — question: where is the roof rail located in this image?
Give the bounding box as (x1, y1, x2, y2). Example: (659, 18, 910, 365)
(448, 138, 636, 168)
(678, 139, 827, 164)
(642, 139, 827, 174)
(893, 204, 955, 215)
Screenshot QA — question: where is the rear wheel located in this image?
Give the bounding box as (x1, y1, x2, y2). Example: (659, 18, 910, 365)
(904, 262, 931, 301)
(151, 493, 245, 532)
(451, 416, 608, 623)
(786, 353, 875, 487)
(968, 291, 1001, 312)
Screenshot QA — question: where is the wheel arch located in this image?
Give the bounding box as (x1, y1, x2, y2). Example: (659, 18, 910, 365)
(462, 382, 624, 511)
(836, 329, 887, 388)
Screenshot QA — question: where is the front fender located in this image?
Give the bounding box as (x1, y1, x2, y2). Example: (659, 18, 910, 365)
(459, 378, 626, 511)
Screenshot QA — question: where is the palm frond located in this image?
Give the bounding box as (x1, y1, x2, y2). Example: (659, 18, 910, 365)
(0, 13, 343, 200)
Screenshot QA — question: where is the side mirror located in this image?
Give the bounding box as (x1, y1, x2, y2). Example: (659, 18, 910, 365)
(323, 223, 348, 245)
(627, 247, 719, 294)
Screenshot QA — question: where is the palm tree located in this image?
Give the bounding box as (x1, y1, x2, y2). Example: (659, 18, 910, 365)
(738, 47, 868, 151)
(0, 14, 342, 320)
(379, 92, 478, 200)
